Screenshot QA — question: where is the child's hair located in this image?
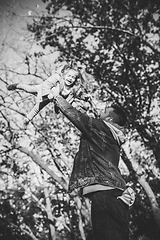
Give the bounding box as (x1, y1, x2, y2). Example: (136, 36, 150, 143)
(54, 61, 98, 116)
(55, 61, 96, 90)
(56, 61, 83, 86)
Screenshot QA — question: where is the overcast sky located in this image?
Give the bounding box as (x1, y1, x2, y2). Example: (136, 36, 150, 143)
(0, 0, 47, 64)
(0, 0, 46, 36)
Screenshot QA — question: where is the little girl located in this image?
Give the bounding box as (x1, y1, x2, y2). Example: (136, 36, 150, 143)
(7, 63, 94, 127)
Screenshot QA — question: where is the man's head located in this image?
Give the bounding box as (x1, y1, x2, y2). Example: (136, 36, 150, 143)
(100, 105, 127, 126)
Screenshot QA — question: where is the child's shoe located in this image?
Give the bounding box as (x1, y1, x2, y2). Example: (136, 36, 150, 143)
(7, 83, 18, 91)
(23, 118, 29, 129)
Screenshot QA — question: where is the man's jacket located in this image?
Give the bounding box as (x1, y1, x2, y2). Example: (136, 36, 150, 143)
(55, 96, 126, 194)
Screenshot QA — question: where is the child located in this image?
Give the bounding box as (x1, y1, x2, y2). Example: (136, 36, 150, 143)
(7, 63, 95, 127)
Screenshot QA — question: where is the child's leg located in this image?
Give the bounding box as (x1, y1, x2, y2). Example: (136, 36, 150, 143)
(25, 97, 50, 123)
(7, 83, 40, 95)
(16, 84, 40, 95)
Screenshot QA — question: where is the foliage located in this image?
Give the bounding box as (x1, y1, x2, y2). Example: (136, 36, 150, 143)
(1, 0, 160, 239)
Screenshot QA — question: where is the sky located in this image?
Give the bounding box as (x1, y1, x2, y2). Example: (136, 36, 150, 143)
(0, 0, 46, 37)
(0, 0, 46, 15)
(0, 0, 48, 65)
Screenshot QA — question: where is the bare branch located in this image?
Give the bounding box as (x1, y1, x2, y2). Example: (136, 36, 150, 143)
(14, 144, 68, 190)
(121, 149, 160, 229)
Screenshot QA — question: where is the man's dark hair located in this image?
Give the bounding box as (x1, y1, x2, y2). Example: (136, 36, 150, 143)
(112, 105, 127, 126)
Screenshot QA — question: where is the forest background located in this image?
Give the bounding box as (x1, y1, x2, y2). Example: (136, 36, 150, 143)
(1, 0, 160, 240)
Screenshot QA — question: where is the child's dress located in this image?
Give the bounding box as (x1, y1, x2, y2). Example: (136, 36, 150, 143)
(23, 72, 80, 124)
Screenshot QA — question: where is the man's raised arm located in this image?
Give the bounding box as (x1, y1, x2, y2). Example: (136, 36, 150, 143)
(53, 93, 91, 135)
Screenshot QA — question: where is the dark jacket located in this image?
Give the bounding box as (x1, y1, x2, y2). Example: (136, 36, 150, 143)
(55, 96, 126, 194)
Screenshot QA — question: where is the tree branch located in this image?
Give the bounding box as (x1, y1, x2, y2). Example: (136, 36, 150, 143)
(15, 144, 68, 191)
(121, 148, 160, 229)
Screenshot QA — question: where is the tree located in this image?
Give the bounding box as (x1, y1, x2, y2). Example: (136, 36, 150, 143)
(0, 5, 92, 238)
(26, 0, 160, 239)
(1, 0, 160, 239)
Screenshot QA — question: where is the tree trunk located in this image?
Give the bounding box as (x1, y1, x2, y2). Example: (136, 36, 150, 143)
(138, 176, 160, 230)
(44, 186, 56, 240)
(74, 196, 86, 240)
(15, 144, 68, 190)
(121, 149, 160, 230)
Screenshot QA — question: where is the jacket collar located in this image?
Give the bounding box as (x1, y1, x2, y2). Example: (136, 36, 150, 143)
(103, 120, 126, 145)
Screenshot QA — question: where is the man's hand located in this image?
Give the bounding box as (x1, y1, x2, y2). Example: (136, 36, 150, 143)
(48, 85, 60, 100)
(48, 93, 55, 100)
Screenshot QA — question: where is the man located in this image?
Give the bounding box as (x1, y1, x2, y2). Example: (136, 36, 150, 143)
(52, 89, 135, 240)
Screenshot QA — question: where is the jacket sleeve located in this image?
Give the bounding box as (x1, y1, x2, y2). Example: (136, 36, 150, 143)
(54, 95, 91, 135)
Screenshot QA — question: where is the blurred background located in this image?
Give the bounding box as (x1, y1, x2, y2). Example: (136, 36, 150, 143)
(1, 0, 160, 239)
